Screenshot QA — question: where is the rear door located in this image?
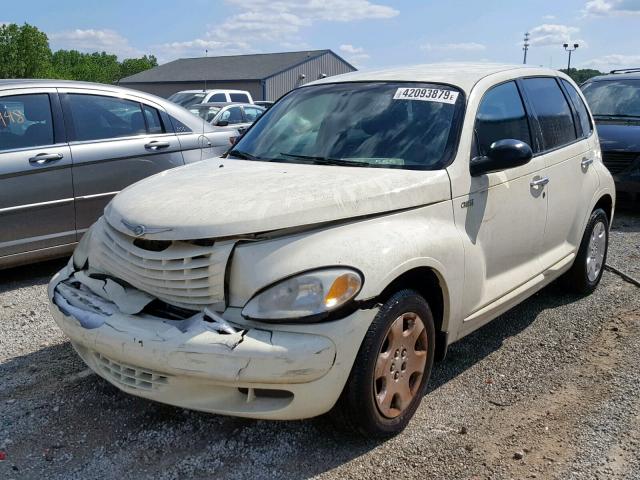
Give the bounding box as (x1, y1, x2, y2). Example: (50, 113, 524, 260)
(0, 89, 75, 259)
(60, 89, 185, 234)
(520, 77, 600, 268)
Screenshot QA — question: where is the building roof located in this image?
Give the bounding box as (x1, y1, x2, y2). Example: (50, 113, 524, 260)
(120, 49, 354, 84)
(309, 63, 558, 94)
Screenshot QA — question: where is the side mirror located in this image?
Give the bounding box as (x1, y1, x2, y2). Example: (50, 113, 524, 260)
(216, 120, 229, 127)
(470, 139, 533, 176)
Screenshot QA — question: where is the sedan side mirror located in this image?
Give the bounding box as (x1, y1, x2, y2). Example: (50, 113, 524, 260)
(470, 139, 533, 176)
(216, 120, 230, 127)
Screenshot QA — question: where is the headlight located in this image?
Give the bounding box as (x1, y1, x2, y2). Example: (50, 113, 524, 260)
(241, 268, 363, 322)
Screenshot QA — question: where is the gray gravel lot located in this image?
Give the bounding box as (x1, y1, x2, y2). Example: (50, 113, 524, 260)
(1, 210, 639, 480)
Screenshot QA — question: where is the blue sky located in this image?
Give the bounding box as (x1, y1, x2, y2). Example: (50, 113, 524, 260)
(3, 0, 639, 71)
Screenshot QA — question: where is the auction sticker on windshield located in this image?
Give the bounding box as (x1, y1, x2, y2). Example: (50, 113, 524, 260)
(393, 87, 459, 104)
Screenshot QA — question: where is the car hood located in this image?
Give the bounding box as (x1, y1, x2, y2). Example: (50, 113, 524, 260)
(104, 158, 451, 240)
(596, 122, 640, 152)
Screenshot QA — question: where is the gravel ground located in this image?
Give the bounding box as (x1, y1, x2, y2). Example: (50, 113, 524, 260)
(1, 210, 639, 480)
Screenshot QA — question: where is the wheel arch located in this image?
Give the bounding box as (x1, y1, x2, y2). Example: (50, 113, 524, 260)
(372, 263, 452, 361)
(593, 193, 613, 225)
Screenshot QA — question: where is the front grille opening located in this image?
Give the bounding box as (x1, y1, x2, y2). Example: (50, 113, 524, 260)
(238, 387, 294, 400)
(143, 299, 199, 320)
(133, 238, 172, 252)
(94, 352, 170, 391)
(187, 238, 216, 247)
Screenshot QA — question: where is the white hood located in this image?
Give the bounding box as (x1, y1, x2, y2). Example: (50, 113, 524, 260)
(105, 158, 451, 240)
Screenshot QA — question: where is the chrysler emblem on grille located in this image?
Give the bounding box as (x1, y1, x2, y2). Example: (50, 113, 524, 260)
(121, 219, 173, 237)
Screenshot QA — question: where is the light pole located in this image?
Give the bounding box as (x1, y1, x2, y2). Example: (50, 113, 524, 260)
(563, 43, 579, 70)
(523, 32, 530, 64)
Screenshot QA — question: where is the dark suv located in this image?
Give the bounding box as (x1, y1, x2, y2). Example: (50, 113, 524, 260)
(582, 69, 640, 203)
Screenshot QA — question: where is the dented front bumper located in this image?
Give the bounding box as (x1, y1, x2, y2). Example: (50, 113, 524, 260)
(48, 262, 376, 419)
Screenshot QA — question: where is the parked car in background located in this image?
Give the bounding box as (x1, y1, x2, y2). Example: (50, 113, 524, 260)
(582, 69, 640, 203)
(49, 64, 614, 437)
(0, 80, 230, 269)
(254, 100, 274, 109)
(168, 89, 254, 108)
(189, 102, 265, 137)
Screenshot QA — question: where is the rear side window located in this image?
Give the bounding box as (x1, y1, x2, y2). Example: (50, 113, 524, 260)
(209, 93, 226, 102)
(561, 79, 592, 138)
(475, 81, 532, 156)
(0, 94, 54, 151)
(143, 105, 164, 134)
(229, 93, 250, 103)
(243, 106, 264, 122)
(522, 78, 577, 150)
(68, 94, 146, 141)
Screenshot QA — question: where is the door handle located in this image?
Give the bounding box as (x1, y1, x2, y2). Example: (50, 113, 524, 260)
(581, 157, 594, 168)
(144, 141, 170, 150)
(530, 176, 550, 187)
(29, 152, 63, 164)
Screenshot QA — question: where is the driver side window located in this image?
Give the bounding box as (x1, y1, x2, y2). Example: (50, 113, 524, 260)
(474, 81, 532, 157)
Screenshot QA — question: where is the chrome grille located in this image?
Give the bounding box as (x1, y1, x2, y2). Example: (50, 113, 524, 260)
(602, 151, 638, 175)
(94, 352, 170, 391)
(90, 218, 235, 310)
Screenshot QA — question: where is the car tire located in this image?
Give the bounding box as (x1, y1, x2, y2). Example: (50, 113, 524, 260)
(334, 289, 436, 437)
(560, 208, 609, 294)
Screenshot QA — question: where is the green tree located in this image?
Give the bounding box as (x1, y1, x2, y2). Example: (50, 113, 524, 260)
(0, 23, 51, 78)
(119, 55, 158, 80)
(51, 50, 122, 84)
(561, 68, 603, 84)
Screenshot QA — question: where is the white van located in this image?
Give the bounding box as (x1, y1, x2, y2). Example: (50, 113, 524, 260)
(168, 89, 254, 108)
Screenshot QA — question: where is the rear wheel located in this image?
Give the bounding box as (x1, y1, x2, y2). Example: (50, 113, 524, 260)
(335, 289, 435, 437)
(560, 208, 609, 294)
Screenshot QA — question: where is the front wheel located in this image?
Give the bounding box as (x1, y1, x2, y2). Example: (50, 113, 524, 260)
(560, 208, 609, 294)
(334, 289, 435, 437)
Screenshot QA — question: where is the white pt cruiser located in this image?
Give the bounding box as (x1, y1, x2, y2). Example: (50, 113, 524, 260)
(49, 64, 615, 436)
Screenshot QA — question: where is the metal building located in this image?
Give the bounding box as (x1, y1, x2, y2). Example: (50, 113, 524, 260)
(118, 50, 357, 101)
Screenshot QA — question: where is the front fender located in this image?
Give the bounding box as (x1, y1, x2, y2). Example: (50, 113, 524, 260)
(227, 201, 464, 334)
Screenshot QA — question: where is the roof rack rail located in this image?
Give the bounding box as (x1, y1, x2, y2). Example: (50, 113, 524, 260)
(609, 68, 640, 74)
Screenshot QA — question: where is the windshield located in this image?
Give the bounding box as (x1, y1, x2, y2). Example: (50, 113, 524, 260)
(230, 82, 464, 170)
(168, 92, 206, 108)
(582, 79, 640, 117)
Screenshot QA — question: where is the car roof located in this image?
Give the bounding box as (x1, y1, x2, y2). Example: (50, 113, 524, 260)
(308, 63, 562, 93)
(194, 102, 261, 108)
(173, 89, 250, 94)
(585, 71, 640, 82)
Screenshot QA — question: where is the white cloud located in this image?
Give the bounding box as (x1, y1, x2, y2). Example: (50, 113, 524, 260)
(529, 24, 585, 47)
(584, 0, 640, 16)
(156, 0, 398, 61)
(339, 44, 370, 65)
(422, 42, 486, 52)
(49, 29, 141, 58)
(581, 53, 640, 70)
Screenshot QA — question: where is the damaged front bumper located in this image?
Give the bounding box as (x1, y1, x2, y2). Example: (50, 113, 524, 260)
(48, 262, 377, 419)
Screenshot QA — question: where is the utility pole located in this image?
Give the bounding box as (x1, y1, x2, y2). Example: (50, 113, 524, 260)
(563, 43, 579, 70)
(523, 32, 530, 64)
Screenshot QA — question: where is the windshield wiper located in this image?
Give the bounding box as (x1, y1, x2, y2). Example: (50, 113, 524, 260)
(279, 153, 370, 167)
(227, 149, 260, 160)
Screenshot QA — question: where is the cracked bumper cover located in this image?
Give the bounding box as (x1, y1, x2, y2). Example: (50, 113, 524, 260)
(48, 263, 376, 419)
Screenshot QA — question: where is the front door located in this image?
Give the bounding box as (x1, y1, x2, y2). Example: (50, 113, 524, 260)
(451, 80, 548, 320)
(0, 90, 75, 260)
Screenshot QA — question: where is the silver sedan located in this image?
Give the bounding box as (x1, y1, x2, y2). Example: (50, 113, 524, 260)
(0, 80, 232, 269)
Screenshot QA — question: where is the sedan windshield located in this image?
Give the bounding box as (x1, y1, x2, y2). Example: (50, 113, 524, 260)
(230, 82, 464, 170)
(582, 79, 640, 117)
(168, 92, 206, 108)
